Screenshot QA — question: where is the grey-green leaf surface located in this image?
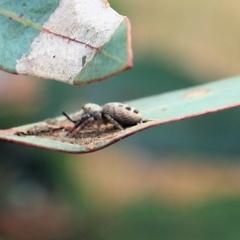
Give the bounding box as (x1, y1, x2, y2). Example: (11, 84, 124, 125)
(0, 0, 132, 84)
(1, 76, 240, 153)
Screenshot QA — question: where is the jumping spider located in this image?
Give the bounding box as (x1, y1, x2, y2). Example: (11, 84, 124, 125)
(62, 102, 142, 133)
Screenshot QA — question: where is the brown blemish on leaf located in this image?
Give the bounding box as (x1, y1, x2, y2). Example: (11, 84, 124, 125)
(103, 0, 110, 8)
(0, 129, 16, 134)
(14, 116, 126, 149)
(40, 128, 121, 150)
(184, 89, 210, 98)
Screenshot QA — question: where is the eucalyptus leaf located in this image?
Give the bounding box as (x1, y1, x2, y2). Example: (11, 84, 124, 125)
(1, 76, 240, 153)
(0, 0, 132, 84)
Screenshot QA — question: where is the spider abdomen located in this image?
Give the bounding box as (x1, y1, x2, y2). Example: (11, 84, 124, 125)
(102, 102, 142, 126)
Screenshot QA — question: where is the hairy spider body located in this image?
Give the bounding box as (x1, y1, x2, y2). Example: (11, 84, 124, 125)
(62, 102, 142, 133)
(102, 102, 142, 126)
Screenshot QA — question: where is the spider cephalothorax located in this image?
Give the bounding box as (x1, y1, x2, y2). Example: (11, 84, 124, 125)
(62, 102, 142, 133)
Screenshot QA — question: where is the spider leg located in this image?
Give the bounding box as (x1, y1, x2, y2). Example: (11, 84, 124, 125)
(62, 111, 77, 123)
(70, 115, 94, 132)
(63, 112, 94, 133)
(103, 114, 124, 130)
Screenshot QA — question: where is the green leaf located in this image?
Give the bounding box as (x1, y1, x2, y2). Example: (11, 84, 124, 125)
(1, 76, 240, 153)
(0, 0, 132, 84)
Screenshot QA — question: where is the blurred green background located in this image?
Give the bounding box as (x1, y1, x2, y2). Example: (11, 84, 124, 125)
(1, 0, 240, 239)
